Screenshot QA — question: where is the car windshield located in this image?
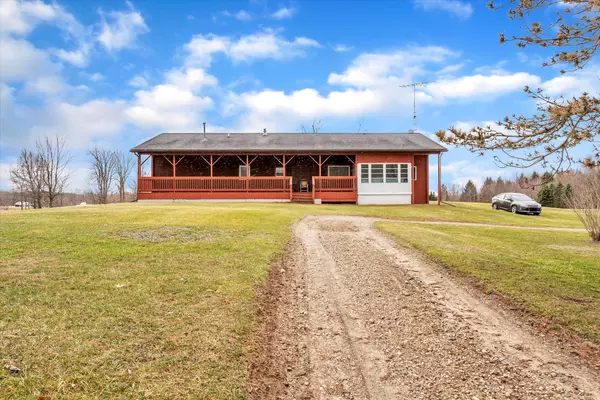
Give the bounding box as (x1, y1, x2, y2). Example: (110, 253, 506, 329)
(510, 194, 533, 201)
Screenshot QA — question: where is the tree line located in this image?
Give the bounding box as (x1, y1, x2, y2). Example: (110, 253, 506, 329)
(440, 171, 583, 208)
(9, 137, 136, 208)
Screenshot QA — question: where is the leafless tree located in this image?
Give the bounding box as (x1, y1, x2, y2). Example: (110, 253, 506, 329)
(566, 167, 600, 242)
(88, 147, 117, 204)
(38, 136, 72, 207)
(436, 0, 600, 172)
(9, 150, 45, 208)
(115, 151, 135, 202)
(300, 119, 323, 133)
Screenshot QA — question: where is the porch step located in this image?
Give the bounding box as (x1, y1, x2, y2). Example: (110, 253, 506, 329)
(291, 192, 314, 204)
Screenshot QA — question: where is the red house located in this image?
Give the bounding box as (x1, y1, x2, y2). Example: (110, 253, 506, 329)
(130, 132, 447, 204)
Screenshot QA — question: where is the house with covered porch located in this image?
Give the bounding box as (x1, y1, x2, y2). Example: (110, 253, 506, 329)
(130, 132, 447, 204)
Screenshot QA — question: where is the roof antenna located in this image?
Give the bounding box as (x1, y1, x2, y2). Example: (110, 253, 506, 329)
(202, 122, 207, 141)
(399, 81, 434, 132)
(262, 128, 267, 136)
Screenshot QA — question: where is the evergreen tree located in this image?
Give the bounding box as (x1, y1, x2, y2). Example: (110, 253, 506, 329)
(564, 184, 573, 205)
(541, 172, 553, 185)
(537, 184, 555, 207)
(553, 183, 565, 208)
(460, 180, 478, 202)
(530, 171, 539, 180)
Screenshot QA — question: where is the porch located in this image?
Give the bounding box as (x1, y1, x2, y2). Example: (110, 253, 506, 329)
(136, 153, 358, 203)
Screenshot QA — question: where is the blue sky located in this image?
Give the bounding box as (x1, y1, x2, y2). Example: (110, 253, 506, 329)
(1, 0, 598, 192)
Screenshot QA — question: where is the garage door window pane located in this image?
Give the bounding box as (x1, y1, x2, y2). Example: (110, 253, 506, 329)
(400, 164, 409, 183)
(386, 164, 398, 183)
(371, 164, 384, 183)
(361, 164, 369, 183)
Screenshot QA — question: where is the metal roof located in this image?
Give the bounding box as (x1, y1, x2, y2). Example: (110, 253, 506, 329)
(130, 132, 448, 154)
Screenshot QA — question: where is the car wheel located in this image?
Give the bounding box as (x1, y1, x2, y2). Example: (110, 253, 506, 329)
(511, 205, 518, 214)
(534, 212, 541, 216)
(492, 203, 498, 210)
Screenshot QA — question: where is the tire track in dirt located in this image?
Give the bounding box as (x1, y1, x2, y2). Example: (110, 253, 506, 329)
(250, 215, 599, 400)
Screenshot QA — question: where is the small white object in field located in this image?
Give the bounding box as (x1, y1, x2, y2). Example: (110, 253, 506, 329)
(115, 284, 127, 289)
(78, 202, 87, 206)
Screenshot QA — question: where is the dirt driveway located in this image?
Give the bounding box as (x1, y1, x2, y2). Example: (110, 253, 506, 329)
(250, 215, 600, 400)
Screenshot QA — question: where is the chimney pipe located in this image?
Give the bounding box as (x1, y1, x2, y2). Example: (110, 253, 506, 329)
(202, 122, 207, 141)
(262, 128, 267, 136)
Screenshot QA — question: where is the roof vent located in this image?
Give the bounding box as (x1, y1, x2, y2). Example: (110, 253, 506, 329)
(227, 133, 230, 138)
(408, 129, 417, 133)
(262, 128, 267, 136)
(202, 122, 207, 141)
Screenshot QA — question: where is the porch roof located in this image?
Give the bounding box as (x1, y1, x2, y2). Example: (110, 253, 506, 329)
(130, 132, 447, 154)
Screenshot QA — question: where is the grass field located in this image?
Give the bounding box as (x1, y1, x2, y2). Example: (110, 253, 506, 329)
(0, 202, 588, 398)
(379, 222, 600, 343)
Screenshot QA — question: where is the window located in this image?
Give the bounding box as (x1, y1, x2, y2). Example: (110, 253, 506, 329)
(400, 164, 409, 183)
(275, 167, 284, 177)
(385, 164, 398, 183)
(328, 165, 350, 176)
(361, 164, 369, 183)
(238, 165, 248, 177)
(371, 164, 384, 183)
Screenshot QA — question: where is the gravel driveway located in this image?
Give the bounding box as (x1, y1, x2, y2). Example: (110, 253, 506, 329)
(250, 215, 599, 400)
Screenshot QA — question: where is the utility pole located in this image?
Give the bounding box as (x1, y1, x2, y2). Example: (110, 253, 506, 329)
(399, 81, 434, 130)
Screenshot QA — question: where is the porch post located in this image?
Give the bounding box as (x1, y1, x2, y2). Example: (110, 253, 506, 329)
(319, 154, 322, 177)
(283, 154, 286, 176)
(438, 153, 442, 205)
(172, 155, 176, 177)
(246, 154, 249, 193)
(137, 154, 141, 197)
(210, 155, 213, 192)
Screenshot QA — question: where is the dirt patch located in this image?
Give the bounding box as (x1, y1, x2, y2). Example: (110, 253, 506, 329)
(250, 215, 600, 399)
(117, 226, 219, 243)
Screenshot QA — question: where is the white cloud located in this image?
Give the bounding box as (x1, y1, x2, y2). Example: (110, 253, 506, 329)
(235, 10, 252, 21)
(333, 44, 353, 52)
(51, 45, 92, 68)
(125, 83, 213, 130)
(165, 68, 218, 91)
(0, 0, 84, 38)
(426, 72, 540, 100)
(97, 2, 149, 52)
(128, 75, 149, 88)
(328, 46, 458, 88)
(184, 30, 321, 66)
(88, 72, 105, 82)
(541, 67, 600, 97)
(413, 0, 474, 20)
(0, 36, 61, 81)
(270, 7, 296, 19)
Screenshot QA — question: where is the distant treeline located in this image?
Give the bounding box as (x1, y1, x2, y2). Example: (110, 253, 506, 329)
(440, 171, 585, 208)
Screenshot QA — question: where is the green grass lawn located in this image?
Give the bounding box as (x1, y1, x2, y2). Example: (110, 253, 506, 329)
(379, 222, 600, 343)
(0, 205, 307, 399)
(0, 202, 586, 399)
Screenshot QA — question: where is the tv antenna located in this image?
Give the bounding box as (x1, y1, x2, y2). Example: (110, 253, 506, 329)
(399, 81, 434, 130)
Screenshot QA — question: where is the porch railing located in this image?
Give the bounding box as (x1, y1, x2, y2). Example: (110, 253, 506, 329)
(312, 176, 357, 192)
(139, 176, 292, 192)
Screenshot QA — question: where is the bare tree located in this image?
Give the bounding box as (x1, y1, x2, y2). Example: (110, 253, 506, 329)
(88, 147, 117, 204)
(115, 151, 135, 202)
(566, 167, 600, 242)
(9, 150, 45, 208)
(300, 119, 323, 133)
(436, 0, 600, 172)
(38, 136, 72, 207)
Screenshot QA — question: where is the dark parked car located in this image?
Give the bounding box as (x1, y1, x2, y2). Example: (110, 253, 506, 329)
(491, 193, 542, 215)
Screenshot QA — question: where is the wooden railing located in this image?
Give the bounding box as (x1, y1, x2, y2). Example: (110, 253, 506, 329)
(312, 176, 357, 192)
(139, 176, 292, 192)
